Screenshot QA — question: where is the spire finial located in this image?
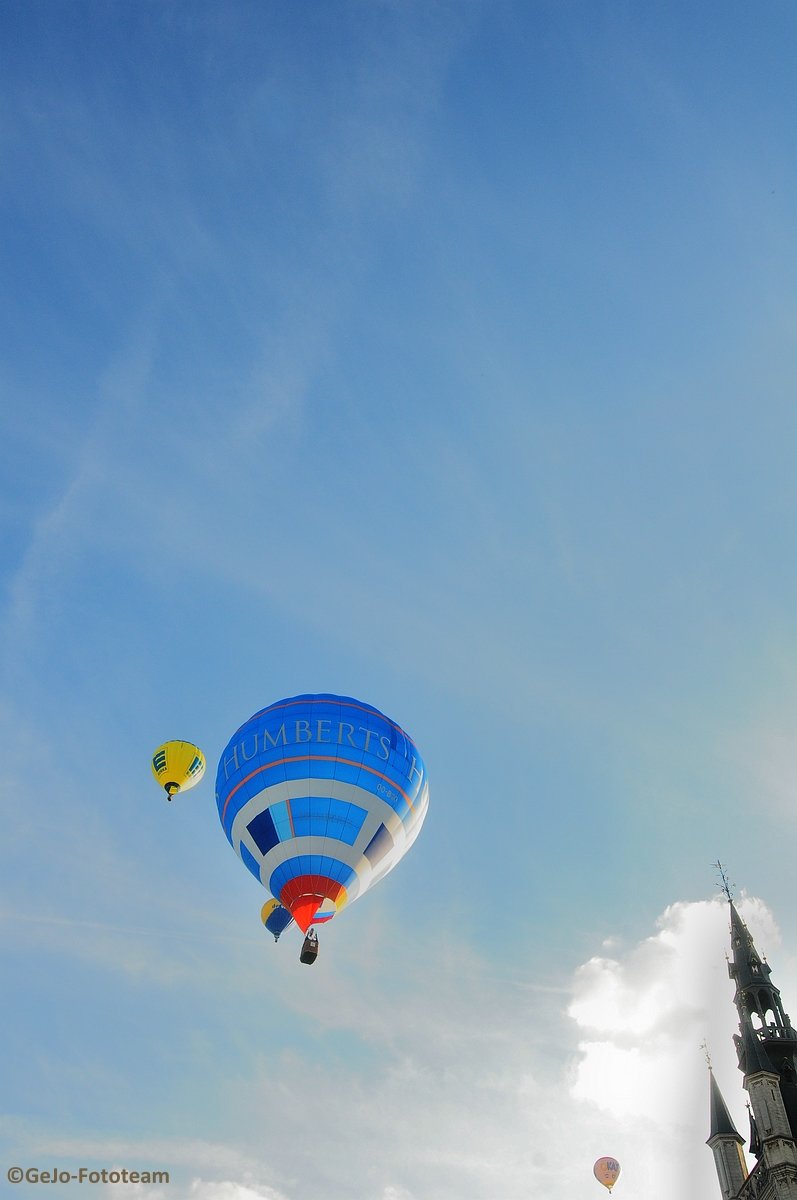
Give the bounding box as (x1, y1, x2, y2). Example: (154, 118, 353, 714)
(702, 1039, 713, 1070)
(714, 860, 735, 902)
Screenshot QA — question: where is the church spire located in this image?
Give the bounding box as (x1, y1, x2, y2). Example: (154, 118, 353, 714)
(709, 1065, 744, 1140)
(707, 1067, 748, 1200)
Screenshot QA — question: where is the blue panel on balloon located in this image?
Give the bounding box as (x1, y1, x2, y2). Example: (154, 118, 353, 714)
(287, 796, 367, 845)
(247, 808, 279, 856)
(364, 823, 394, 867)
(270, 800, 293, 841)
(326, 799, 367, 844)
(240, 840, 262, 882)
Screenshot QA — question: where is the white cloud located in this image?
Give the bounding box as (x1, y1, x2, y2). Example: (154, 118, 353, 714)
(187, 1183, 289, 1200)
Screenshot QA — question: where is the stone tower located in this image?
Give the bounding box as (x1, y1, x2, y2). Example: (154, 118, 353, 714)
(709, 901, 797, 1200)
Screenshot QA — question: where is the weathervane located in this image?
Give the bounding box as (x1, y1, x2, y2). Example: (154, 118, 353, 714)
(714, 860, 735, 902)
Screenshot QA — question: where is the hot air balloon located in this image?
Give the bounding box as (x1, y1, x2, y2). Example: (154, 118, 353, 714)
(216, 693, 429, 962)
(151, 740, 206, 799)
(261, 899, 294, 942)
(593, 1158, 621, 1193)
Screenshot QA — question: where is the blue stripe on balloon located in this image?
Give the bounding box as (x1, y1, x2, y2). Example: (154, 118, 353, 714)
(329, 756, 365, 787)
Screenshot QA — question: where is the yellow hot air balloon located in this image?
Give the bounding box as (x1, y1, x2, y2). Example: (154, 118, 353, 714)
(593, 1158, 621, 1193)
(151, 740, 206, 800)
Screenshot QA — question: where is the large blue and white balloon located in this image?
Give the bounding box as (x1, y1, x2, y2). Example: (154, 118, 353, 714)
(216, 694, 429, 933)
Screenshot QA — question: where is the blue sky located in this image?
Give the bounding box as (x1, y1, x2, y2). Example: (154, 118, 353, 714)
(2, 2, 797, 1198)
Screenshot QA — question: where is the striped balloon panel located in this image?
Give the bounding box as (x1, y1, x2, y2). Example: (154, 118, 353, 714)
(216, 695, 429, 932)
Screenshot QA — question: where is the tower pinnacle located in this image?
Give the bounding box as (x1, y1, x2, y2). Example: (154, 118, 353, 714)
(715, 860, 735, 903)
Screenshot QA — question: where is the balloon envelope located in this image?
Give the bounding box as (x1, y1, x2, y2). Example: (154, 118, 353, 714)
(593, 1158, 621, 1191)
(216, 694, 429, 932)
(151, 740, 206, 797)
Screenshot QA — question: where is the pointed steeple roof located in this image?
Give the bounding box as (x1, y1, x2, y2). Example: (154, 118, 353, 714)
(728, 902, 772, 990)
(708, 1069, 744, 1144)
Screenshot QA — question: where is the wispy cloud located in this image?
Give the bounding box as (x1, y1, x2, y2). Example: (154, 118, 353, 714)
(1, 321, 157, 671)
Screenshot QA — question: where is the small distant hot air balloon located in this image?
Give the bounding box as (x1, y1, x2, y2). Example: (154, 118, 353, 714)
(594, 1158, 621, 1193)
(261, 899, 295, 942)
(151, 740, 206, 800)
(216, 693, 429, 963)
